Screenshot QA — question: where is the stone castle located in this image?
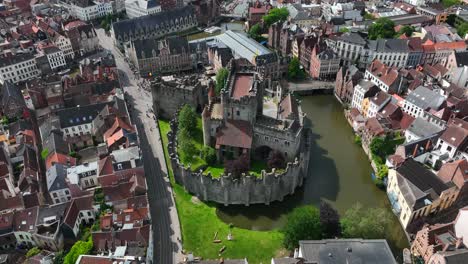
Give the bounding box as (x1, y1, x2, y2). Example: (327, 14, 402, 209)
(162, 59, 311, 205)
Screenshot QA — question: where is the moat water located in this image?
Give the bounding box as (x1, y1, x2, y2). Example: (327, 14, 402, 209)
(216, 95, 409, 257)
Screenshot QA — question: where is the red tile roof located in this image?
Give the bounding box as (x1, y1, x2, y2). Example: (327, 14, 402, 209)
(368, 60, 400, 88)
(439, 124, 468, 149)
(216, 119, 253, 149)
(64, 195, 94, 227)
(438, 159, 468, 189)
(231, 74, 254, 100)
(45, 152, 77, 170)
(13, 206, 38, 232)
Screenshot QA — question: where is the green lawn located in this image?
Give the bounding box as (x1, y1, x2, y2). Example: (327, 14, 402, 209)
(159, 119, 285, 263)
(204, 164, 225, 177)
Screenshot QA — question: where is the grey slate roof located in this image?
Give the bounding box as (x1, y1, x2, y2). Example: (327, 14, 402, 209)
(317, 49, 339, 60)
(1, 81, 25, 108)
(337, 32, 367, 45)
(36, 202, 70, 225)
(406, 86, 445, 111)
(112, 6, 195, 38)
(46, 163, 68, 192)
(396, 158, 449, 209)
(406, 117, 444, 139)
(0, 53, 35, 68)
(454, 52, 468, 67)
(367, 39, 409, 52)
(56, 102, 110, 128)
(298, 239, 396, 264)
(43, 46, 62, 55)
(132, 36, 189, 60)
(43, 131, 69, 155)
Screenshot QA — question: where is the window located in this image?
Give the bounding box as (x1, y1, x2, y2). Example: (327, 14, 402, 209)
(236, 110, 240, 116)
(53, 193, 58, 198)
(117, 164, 123, 170)
(87, 211, 92, 217)
(19, 235, 24, 240)
(80, 212, 84, 217)
(65, 190, 70, 195)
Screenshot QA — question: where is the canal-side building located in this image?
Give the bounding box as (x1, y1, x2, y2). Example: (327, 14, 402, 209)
(351, 80, 379, 113)
(387, 158, 460, 229)
(402, 86, 446, 118)
(365, 60, 407, 95)
(335, 65, 362, 105)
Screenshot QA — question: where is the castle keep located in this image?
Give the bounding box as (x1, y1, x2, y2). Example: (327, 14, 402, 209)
(163, 59, 310, 205)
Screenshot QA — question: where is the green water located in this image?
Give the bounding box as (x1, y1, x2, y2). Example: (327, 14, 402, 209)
(216, 95, 409, 258)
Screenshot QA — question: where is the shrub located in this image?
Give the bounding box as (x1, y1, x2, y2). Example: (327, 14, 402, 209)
(41, 148, 49, 160)
(267, 150, 286, 169)
(26, 247, 41, 258)
(354, 135, 362, 145)
(224, 154, 250, 178)
(201, 146, 216, 165)
(63, 237, 93, 264)
(215, 68, 229, 95)
(341, 203, 391, 239)
(178, 105, 197, 136)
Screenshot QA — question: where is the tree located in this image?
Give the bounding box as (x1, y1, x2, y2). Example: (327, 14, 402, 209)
(26, 247, 41, 258)
(398, 25, 415, 37)
(178, 136, 197, 163)
(267, 150, 286, 169)
(368, 18, 396, 40)
(341, 203, 391, 239)
(263, 7, 289, 28)
(339, 27, 350, 33)
(63, 237, 93, 264)
(457, 22, 468, 38)
(288, 57, 305, 81)
(320, 200, 341, 238)
(442, 0, 461, 8)
(282, 205, 322, 250)
(53, 251, 65, 264)
(224, 154, 250, 178)
(178, 105, 197, 136)
(215, 68, 229, 95)
(363, 12, 376, 20)
(201, 146, 216, 165)
(248, 24, 263, 41)
(447, 14, 457, 26)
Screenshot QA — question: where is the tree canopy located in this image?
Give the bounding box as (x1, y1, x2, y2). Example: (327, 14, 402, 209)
(288, 57, 305, 81)
(178, 105, 197, 136)
(224, 154, 250, 178)
(398, 25, 415, 37)
(63, 237, 93, 264)
(267, 150, 286, 169)
(442, 0, 461, 8)
(215, 68, 229, 95)
(248, 24, 263, 42)
(320, 200, 341, 238)
(457, 23, 468, 38)
(282, 205, 322, 250)
(26, 247, 41, 258)
(368, 18, 396, 40)
(263, 7, 289, 28)
(341, 203, 391, 239)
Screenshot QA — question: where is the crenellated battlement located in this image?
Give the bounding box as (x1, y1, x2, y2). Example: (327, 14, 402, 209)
(166, 117, 311, 206)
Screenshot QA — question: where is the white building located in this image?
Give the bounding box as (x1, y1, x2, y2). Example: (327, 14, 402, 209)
(0, 53, 40, 84)
(403, 0, 439, 7)
(402, 86, 445, 118)
(365, 60, 403, 94)
(367, 92, 390, 118)
(52, 34, 75, 60)
(351, 80, 377, 112)
(454, 207, 468, 247)
(56, 102, 108, 138)
(125, 0, 161, 18)
(43, 46, 67, 71)
(434, 121, 468, 161)
(333, 32, 367, 66)
(68, 0, 113, 21)
(46, 164, 72, 204)
(63, 196, 95, 237)
(66, 161, 98, 189)
(360, 39, 409, 68)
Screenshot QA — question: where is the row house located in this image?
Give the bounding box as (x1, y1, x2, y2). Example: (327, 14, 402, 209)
(333, 32, 367, 67)
(365, 60, 407, 95)
(62, 195, 95, 239)
(51, 33, 75, 60)
(268, 21, 304, 57)
(33, 202, 69, 251)
(64, 21, 100, 57)
(411, 207, 467, 262)
(206, 43, 233, 72)
(42, 46, 66, 71)
(309, 46, 340, 80)
(126, 36, 193, 77)
(0, 81, 26, 119)
(438, 159, 468, 203)
(299, 34, 320, 72)
(334, 65, 363, 105)
(67, 161, 99, 190)
(351, 79, 379, 113)
(0, 53, 40, 84)
(66, 0, 113, 22)
(402, 86, 446, 118)
(360, 39, 409, 69)
(366, 92, 391, 118)
(248, 1, 269, 27)
(46, 163, 72, 204)
(387, 158, 460, 229)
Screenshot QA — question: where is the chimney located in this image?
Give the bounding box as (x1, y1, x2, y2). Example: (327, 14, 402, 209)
(412, 144, 419, 157)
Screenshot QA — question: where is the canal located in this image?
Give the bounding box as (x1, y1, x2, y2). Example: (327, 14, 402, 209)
(216, 95, 409, 256)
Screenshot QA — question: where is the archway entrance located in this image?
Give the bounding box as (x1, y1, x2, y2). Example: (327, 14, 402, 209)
(254, 145, 272, 161)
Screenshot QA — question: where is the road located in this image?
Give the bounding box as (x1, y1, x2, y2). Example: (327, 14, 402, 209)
(96, 29, 183, 264)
